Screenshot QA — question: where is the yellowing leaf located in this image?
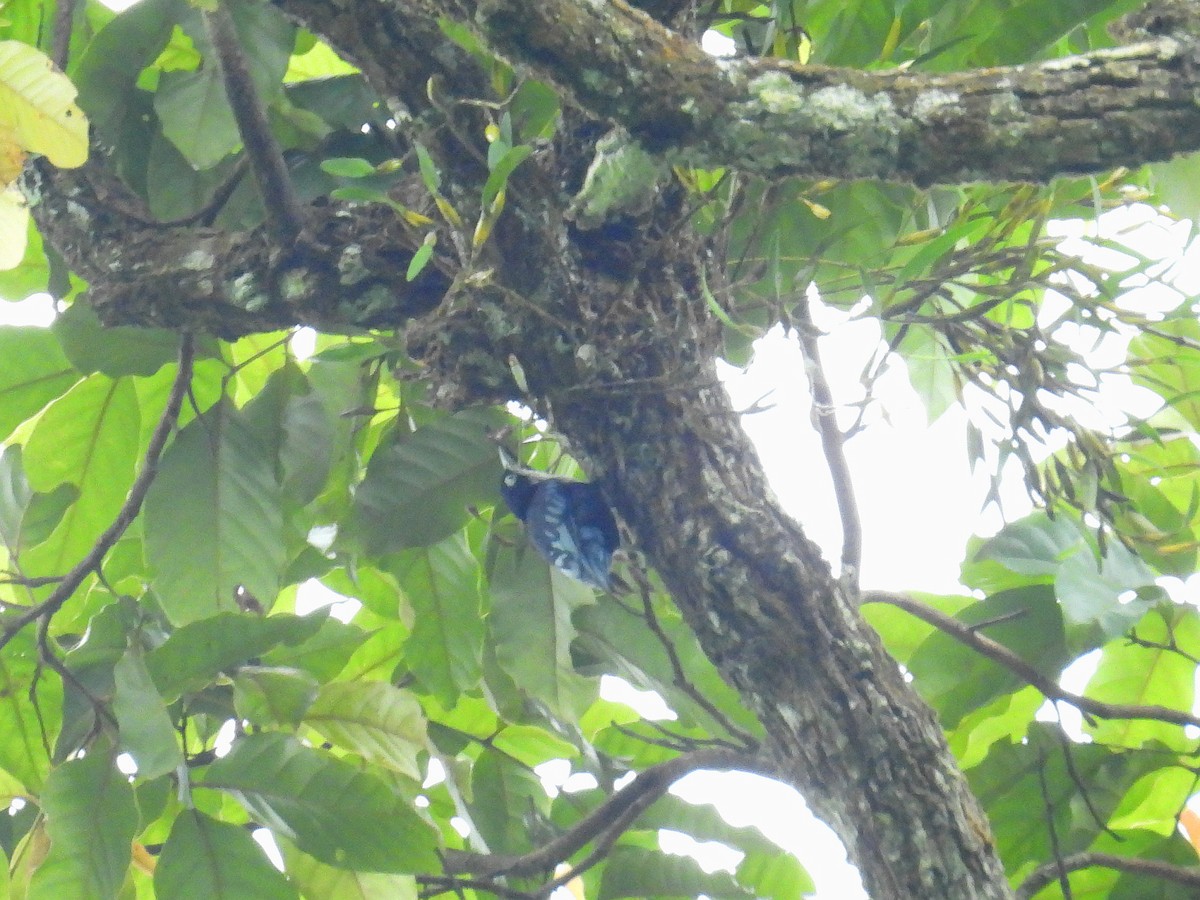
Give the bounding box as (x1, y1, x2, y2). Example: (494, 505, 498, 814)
(0, 40, 88, 168)
(0, 124, 25, 183)
(0, 185, 29, 270)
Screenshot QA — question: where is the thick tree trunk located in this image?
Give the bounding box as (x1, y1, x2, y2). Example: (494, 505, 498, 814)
(557, 375, 1009, 897)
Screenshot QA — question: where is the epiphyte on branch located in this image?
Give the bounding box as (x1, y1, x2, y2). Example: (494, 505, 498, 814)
(499, 451, 619, 591)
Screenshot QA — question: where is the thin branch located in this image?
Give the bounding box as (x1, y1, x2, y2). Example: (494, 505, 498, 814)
(1036, 750, 1073, 900)
(51, 0, 78, 69)
(863, 591, 1200, 731)
(443, 746, 752, 878)
(0, 335, 195, 656)
(203, 6, 305, 243)
(629, 566, 759, 749)
(1017, 852, 1200, 899)
(794, 293, 861, 586)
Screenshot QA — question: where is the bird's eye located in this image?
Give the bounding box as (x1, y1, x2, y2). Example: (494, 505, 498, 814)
(503, 473, 518, 487)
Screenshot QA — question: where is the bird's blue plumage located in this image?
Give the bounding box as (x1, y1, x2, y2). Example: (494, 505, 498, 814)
(500, 470, 618, 590)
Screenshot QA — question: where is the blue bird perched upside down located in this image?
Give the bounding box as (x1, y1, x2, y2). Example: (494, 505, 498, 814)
(498, 451, 619, 591)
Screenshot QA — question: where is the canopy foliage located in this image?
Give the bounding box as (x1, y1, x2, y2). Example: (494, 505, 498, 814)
(2, 0, 1200, 897)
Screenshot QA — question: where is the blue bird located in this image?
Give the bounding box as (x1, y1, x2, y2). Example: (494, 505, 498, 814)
(499, 459, 619, 591)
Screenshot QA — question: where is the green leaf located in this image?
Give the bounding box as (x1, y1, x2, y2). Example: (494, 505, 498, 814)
(405, 239, 434, 281)
(597, 845, 752, 899)
(279, 840, 417, 900)
(488, 518, 597, 720)
(321, 157, 377, 178)
(155, 66, 240, 169)
(905, 586, 1069, 728)
(1084, 607, 1200, 751)
(113, 650, 183, 779)
(203, 733, 439, 873)
(74, 0, 185, 146)
(391, 532, 484, 706)
(0, 326, 78, 443)
(574, 593, 760, 739)
(52, 302, 180, 378)
(482, 144, 532, 205)
(145, 610, 329, 701)
(468, 752, 547, 856)
(414, 144, 440, 193)
(27, 753, 137, 900)
(1129, 314, 1200, 431)
(302, 681, 428, 780)
(0, 445, 77, 555)
(0, 629, 58, 792)
(968, 724, 1160, 878)
(737, 850, 815, 899)
(155, 809, 298, 900)
(347, 407, 505, 552)
(234, 665, 320, 727)
(259, 616, 366, 682)
(1108, 767, 1197, 835)
(21, 374, 140, 578)
(145, 398, 286, 625)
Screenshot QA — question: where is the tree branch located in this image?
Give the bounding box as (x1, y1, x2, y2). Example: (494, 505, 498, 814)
(863, 590, 1200, 730)
(1017, 851, 1200, 899)
(464, 0, 1200, 184)
(443, 747, 753, 878)
(0, 335, 195, 655)
(203, 4, 306, 243)
(793, 294, 861, 586)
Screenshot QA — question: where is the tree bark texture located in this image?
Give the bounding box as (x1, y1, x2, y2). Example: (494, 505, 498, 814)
(28, 0, 1200, 895)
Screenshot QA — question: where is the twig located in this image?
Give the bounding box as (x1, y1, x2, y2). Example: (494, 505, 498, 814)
(794, 293, 861, 587)
(1036, 750, 1073, 899)
(443, 746, 751, 879)
(51, 0, 78, 69)
(628, 568, 759, 749)
(1016, 852, 1200, 899)
(1127, 625, 1200, 666)
(1052, 728, 1121, 843)
(863, 591, 1200, 731)
(203, 6, 305, 243)
(0, 335, 194, 656)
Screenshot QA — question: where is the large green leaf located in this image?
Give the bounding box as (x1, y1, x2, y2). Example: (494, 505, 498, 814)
(51, 302, 180, 378)
(0, 445, 77, 555)
(0, 327, 79, 443)
(0, 629, 58, 792)
(259, 616, 366, 682)
(203, 733, 439, 873)
(21, 374, 140, 579)
(302, 681, 428, 780)
(113, 649, 183, 779)
(144, 398, 286, 625)
(234, 665, 320, 727)
(73, 0, 185, 145)
(155, 809, 298, 900)
(145, 610, 328, 701)
(488, 518, 596, 720)
(968, 724, 1160, 880)
(154, 66, 241, 169)
(905, 586, 1068, 728)
(279, 840, 417, 900)
(390, 532, 484, 706)
(597, 845, 751, 899)
(27, 753, 137, 900)
(347, 407, 506, 552)
(1084, 607, 1200, 751)
(574, 593, 761, 739)
(467, 751, 547, 856)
